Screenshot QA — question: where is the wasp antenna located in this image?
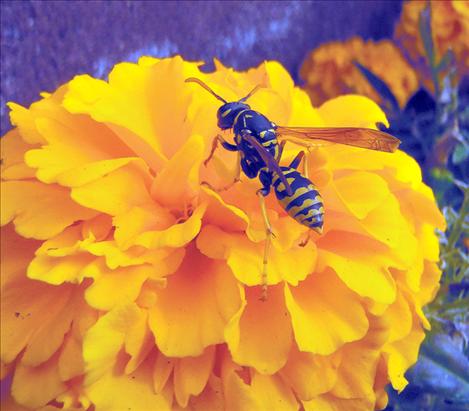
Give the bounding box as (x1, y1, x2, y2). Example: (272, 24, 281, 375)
(239, 84, 261, 102)
(185, 77, 227, 103)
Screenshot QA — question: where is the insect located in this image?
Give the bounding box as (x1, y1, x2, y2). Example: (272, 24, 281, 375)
(185, 77, 400, 299)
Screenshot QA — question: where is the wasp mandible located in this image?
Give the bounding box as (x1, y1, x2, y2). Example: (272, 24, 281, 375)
(185, 77, 400, 299)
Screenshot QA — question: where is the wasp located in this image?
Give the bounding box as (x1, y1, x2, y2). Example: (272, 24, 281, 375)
(185, 77, 400, 299)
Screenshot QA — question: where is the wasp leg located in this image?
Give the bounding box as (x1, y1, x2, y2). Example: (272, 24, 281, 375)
(203, 135, 241, 191)
(299, 230, 312, 247)
(288, 151, 305, 169)
(304, 152, 310, 180)
(280, 140, 313, 179)
(257, 189, 275, 301)
(204, 134, 237, 167)
(276, 140, 287, 162)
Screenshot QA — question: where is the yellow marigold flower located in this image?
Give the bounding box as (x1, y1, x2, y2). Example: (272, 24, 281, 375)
(300, 37, 419, 107)
(1, 56, 444, 411)
(395, 0, 469, 77)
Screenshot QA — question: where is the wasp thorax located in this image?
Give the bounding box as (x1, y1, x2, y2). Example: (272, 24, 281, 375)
(217, 102, 250, 130)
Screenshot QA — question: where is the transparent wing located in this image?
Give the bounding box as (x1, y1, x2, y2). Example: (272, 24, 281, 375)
(241, 133, 293, 196)
(276, 126, 401, 153)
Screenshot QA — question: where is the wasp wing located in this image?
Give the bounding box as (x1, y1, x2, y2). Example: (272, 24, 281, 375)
(276, 126, 400, 153)
(241, 132, 293, 196)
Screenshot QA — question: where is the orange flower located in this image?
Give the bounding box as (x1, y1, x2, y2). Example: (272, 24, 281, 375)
(300, 37, 419, 107)
(1, 56, 444, 410)
(395, 0, 469, 78)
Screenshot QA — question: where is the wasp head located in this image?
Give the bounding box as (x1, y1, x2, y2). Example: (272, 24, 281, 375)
(217, 102, 250, 130)
(185, 77, 260, 130)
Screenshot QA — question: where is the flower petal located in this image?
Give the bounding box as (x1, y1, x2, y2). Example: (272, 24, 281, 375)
(1, 274, 74, 365)
(285, 269, 369, 355)
(11, 352, 66, 409)
(201, 185, 249, 232)
(134, 203, 206, 249)
(225, 285, 292, 374)
(174, 346, 215, 407)
(318, 95, 389, 128)
(24, 115, 134, 186)
(151, 134, 205, 208)
(280, 345, 340, 400)
(84, 262, 155, 310)
(0, 129, 36, 180)
(20, 290, 81, 367)
(83, 303, 141, 385)
(124, 309, 154, 375)
(148, 247, 242, 357)
(85, 355, 172, 411)
(197, 225, 317, 286)
(384, 317, 425, 392)
(27, 253, 96, 285)
(334, 171, 390, 219)
(189, 375, 224, 411)
(71, 163, 153, 216)
(303, 395, 374, 411)
(317, 232, 397, 304)
(222, 355, 298, 411)
(331, 316, 388, 401)
(1, 224, 41, 288)
(1, 181, 97, 240)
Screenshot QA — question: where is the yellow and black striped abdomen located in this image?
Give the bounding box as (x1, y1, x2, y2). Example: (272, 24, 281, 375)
(272, 167, 324, 232)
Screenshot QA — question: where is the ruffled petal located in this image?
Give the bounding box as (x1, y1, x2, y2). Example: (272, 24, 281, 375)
(197, 225, 316, 286)
(11, 352, 66, 409)
(85, 356, 172, 411)
(173, 346, 215, 407)
(317, 232, 397, 304)
(280, 345, 340, 400)
(285, 269, 369, 355)
(225, 285, 292, 374)
(1, 273, 74, 365)
(303, 395, 374, 411)
(24, 115, 134, 186)
(83, 303, 141, 385)
(84, 262, 155, 310)
(1, 181, 97, 240)
(148, 247, 242, 357)
(151, 134, 205, 208)
(384, 317, 425, 392)
(134, 203, 206, 249)
(0, 129, 36, 180)
(70, 163, 153, 216)
(331, 316, 389, 401)
(222, 354, 298, 411)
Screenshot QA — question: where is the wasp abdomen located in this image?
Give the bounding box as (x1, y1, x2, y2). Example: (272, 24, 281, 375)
(272, 168, 324, 231)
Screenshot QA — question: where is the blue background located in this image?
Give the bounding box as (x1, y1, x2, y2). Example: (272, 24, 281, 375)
(1, 0, 402, 134)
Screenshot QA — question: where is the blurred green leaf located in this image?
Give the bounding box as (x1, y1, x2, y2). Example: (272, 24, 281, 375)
(353, 61, 400, 112)
(410, 334, 469, 404)
(419, 4, 435, 67)
(436, 50, 455, 73)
